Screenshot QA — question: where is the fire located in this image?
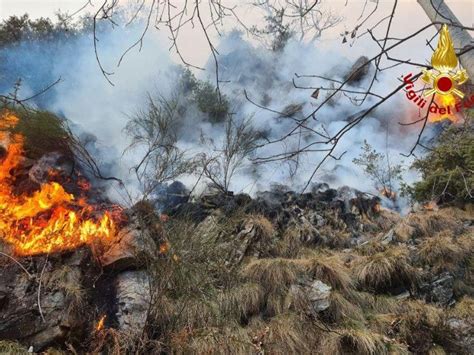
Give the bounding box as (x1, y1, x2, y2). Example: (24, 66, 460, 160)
(423, 201, 439, 211)
(380, 187, 396, 201)
(96, 315, 106, 331)
(0, 112, 117, 256)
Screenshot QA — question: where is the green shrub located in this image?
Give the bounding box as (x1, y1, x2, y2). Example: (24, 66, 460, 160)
(2, 106, 73, 160)
(408, 116, 473, 205)
(193, 81, 230, 123)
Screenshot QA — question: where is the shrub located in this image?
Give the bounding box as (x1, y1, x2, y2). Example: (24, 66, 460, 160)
(1, 107, 73, 160)
(193, 81, 230, 123)
(408, 119, 474, 205)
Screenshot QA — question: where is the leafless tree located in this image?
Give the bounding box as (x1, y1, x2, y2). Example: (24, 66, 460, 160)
(244, 0, 473, 192)
(124, 94, 195, 197)
(198, 116, 260, 193)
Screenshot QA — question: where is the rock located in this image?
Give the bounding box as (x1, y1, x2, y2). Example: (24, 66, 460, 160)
(344, 56, 372, 84)
(381, 229, 395, 245)
(289, 279, 332, 313)
(307, 280, 332, 312)
(28, 152, 73, 184)
(99, 226, 156, 271)
(421, 272, 455, 306)
(395, 290, 411, 300)
(115, 270, 151, 337)
(0, 250, 93, 351)
(446, 318, 474, 351)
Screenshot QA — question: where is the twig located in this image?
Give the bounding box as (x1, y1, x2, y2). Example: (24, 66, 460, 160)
(37, 255, 49, 323)
(0, 251, 33, 278)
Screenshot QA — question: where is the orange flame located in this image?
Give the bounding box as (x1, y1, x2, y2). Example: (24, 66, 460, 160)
(380, 187, 396, 200)
(0, 112, 116, 256)
(423, 201, 439, 211)
(96, 315, 106, 331)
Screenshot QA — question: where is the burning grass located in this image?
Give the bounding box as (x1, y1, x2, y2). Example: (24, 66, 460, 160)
(0, 110, 118, 255)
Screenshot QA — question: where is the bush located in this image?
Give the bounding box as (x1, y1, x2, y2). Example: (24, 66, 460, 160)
(1, 106, 73, 160)
(193, 81, 230, 123)
(408, 118, 473, 205)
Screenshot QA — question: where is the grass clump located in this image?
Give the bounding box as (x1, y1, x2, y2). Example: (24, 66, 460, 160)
(356, 247, 418, 293)
(418, 232, 466, 272)
(0, 341, 28, 354)
(299, 251, 354, 293)
(320, 325, 389, 355)
(241, 258, 303, 293)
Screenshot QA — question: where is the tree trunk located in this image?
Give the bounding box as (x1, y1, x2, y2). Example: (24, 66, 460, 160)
(417, 0, 474, 82)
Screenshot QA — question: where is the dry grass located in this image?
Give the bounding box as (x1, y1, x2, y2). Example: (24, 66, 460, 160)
(393, 209, 461, 242)
(320, 326, 388, 355)
(46, 265, 85, 309)
(276, 223, 320, 257)
(418, 232, 465, 272)
(241, 258, 303, 292)
(91, 328, 160, 355)
(249, 314, 319, 354)
(245, 215, 275, 240)
(427, 345, 447, 355)
(321, 291, 365, 323)
(297, 251, 354, 293)
(448, 296, 474, 320)
(171, 326, 254, 354)
(357, 239, 388, 256)
(395, 300, 444, 354)
(356, 247, 418, 293)
(218, 283, 265, 321)
(0, 341, 28, 354)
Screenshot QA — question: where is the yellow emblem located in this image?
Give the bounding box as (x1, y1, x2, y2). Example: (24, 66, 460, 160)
(421, 24, 468, 98)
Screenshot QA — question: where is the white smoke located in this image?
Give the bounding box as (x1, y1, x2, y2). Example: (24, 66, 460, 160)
(1, 16, 438, 208)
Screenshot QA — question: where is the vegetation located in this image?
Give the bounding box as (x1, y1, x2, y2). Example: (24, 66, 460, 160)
(0, 13, 87, 47)
(407, 119, 474, 205)
(353, 140, 403, 201)
(0, 106, 73, 160)
(84, 201, 473, 354)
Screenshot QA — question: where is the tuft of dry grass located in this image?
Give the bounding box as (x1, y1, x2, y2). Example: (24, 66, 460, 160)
(241, 258, 303, 292)
(320, 326, 388, 355)
(448, 296, 474, 320)
(249, 314, 319, 354)
(357, 239, 387, 256)
(356, 247, 418, 293)
(393, 209, 461, 242)
(171, 326, 254, 354)
(0, 341, 28, 354)
(418, 232, 465, 272)
(245, 215, 275, 240)
(218, 282, 265, 321)
(427, 345, 447, 355)
(321, 291, 365, 323)
(395, 300, 445, 354)
(276, 223, 320, 257)
(297, 251, 354, 294)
